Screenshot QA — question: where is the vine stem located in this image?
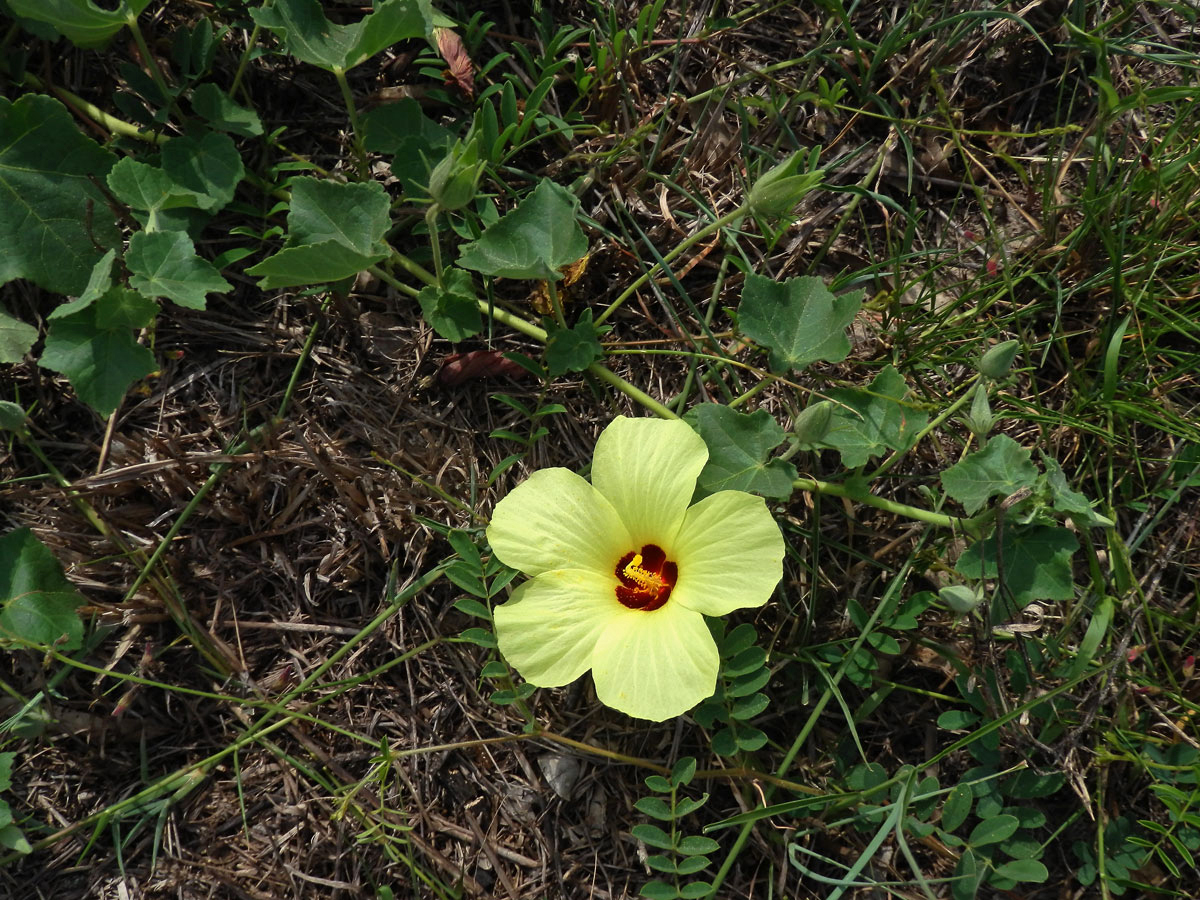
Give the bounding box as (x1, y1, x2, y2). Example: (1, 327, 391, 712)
(593, 204, 748, 326)
(793, 476, 968, 529)
(332, 67, 368, 178)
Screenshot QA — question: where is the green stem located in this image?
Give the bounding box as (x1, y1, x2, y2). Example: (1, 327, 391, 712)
(18, 72, 162, 144)
(727, 376, 772, 409)
(594, 204, 748, 326)
(587, 362, 680, 419)
(332, 67, 368, 178)
(868, 373, 982, 479)
(125, 15, 174, 113)
(792, 476, 967, 529)
(230, 24, 262, 97)
(425, 206, 445, 287)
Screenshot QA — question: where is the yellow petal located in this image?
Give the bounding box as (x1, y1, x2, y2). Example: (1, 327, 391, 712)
(487, 468, 631, 577)
(590, 417, 708, 547)
(669, 490, 784, 617)
(591, 602, 719, 721)
(494, 568, 620, 687)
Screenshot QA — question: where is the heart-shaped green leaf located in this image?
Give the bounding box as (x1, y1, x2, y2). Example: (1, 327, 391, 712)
(252, 0, 431, 73)
(738, 273, 862, 374)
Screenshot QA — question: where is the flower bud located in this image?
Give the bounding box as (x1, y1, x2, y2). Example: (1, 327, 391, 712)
(979, 339, 1019, 380)
(962, 383, 994, 438)
(427, 137, 483, 212)
(747, 149, 824, 217)
(939, 584, 982, 615)
(793, 400, 834, 448)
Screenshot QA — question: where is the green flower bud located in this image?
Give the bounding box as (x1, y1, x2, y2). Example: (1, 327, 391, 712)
(962, 383, 994, 438)
(747, 149, 824, 217)
(793, 400, 834, 448)
(939, 584, 982, 615)
(979, 339, 1020, 380)
(428, 137, 484, 212)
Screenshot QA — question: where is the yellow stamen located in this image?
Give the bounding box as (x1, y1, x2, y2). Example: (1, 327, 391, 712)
(623, 554, 666, 592)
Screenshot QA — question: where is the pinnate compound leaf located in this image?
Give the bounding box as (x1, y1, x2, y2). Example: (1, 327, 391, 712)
(252, 0, 431, 73)
(941, 435, 1038, 514)
(821, 366, 929, 467)
(40, 288, 157, 416)
(684, 404, 797, 499)
(0, 528, 86, 650)
(458, 178, 587, 281)
(161, 130, 244, 213)
(737, 273, 862, 374)
(0, 95, 120, 296)
(0, 308, 37, 364)
(127, 231, 231, 309)
(956, 524, 1079, 608)
(417, 267, 481, 342)
(7, 0, 153, 48)
(247, 178, 391, 288)
(545, 310, 605, 377)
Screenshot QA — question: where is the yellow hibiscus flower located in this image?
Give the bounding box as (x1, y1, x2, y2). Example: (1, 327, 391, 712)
(486, 416, 785, 721)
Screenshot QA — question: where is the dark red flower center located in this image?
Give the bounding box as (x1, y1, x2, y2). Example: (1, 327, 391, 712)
(614, 544, 677, 611)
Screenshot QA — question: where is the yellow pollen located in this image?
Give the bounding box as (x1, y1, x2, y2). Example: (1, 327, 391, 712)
(623, 554, 666, 592)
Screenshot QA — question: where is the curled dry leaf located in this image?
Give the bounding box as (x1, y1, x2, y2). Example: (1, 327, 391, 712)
(436, 350, 528, 386)
(434, 26, 473, 97)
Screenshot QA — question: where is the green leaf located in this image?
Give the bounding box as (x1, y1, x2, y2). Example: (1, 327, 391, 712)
(941, 435, 1038, 514)
(362, 98, 454, 195)
(49, 251, 118, 322)
(417, 268, 482, 342)
(161, 130, 245, 213)
(0, 753, 12, 791)
(635, 797, 675, 821)
(545, 310, 605, 377)
(993, 858, 1049, 883)
(247, 177, 392, 288)
(821, 366, 929, 467)
(631, 823, 675, 850)
(639, 881, 680, 900)
(0, 401, 28, 433)
(678, 882, 713, 899)
(0, 307, 37, 364)
(107, 159, 205, 231)
(1041, 455, 1112, 526)
(0, 94, 120, 295)
(941, 783, 973, 833)
(737, 273, 862, 374)
(247, 241, 386, 290)
(126, 231, 231, 309)
(190, 83, 264, 137)
(287, 177, 391, 252)
(936, 710, 979, 730)
(252, 0, 431, 74)
(952, 849, 983, 900)
(967, 814, 1019, 846)
(39, 288, 157, 415)
(956, 524, 1079, 608)
(683, 404, 798, 499)
(0, 528, 87, 650)
(677, 836, 719, 856)
(670, 757, 697, 787)
(458, 178, 587, 281)
(0, 823, 31, 855)
(7, 0, 153, 48)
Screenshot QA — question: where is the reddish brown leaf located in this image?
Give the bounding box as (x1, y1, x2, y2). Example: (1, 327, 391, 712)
(434, 26, 474, 97)
(437, 350, 527, 386)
